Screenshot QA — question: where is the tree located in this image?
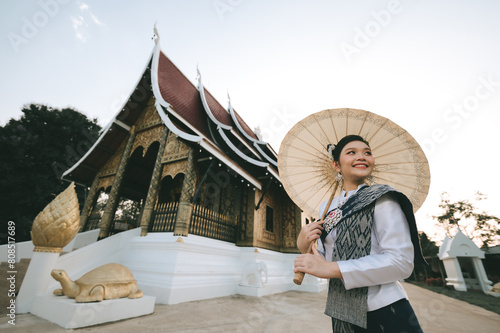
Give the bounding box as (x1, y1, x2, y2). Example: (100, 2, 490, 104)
(0, 104, 101, 244)
(419, 231, 439, 257)
(412, 231, 441, 282)
(433, 192, 500, 248)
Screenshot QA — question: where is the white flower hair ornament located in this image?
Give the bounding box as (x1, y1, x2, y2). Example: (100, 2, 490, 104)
(327, 144, 336, 161)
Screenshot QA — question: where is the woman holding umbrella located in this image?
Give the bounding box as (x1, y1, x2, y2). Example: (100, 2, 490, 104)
(279, 109, 429, 333)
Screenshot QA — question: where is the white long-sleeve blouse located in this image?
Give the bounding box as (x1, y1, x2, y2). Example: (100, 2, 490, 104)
(318, 184, 414, 311)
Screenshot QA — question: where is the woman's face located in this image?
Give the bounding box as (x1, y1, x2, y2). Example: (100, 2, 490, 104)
(334, 140, 374, 186)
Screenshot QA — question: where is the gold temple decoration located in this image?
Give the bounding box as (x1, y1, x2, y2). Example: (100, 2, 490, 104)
(31, 182, 80, 253)
(51, 263, 143, 302)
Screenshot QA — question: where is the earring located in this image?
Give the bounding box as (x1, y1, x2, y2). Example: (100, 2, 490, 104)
(335, 173, 343, 188)
(366, 175, 375, 186)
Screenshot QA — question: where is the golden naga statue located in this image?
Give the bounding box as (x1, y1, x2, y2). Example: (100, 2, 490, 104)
(31, 182, 80, 253)
(51, 263, 144, 302)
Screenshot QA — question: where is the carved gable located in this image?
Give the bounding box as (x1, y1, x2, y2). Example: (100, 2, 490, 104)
(99, 139, 127, 177)
(136, 97, 162, 130)
(132, 126, 163, 157)
(132, 98, 164, 155)
(162, 131, 190, 163)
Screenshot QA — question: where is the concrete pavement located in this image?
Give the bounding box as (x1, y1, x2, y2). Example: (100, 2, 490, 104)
(1, 282, 499, 332)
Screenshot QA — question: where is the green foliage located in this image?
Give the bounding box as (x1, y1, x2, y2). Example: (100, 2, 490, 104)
(0, 104, 101, 244)
(433, 192, 500, 248)
(419, 231, 439, 257)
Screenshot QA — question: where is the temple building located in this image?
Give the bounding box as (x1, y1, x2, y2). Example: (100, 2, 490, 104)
(8, 31, 322, 327)
(62, 30, 302, 254)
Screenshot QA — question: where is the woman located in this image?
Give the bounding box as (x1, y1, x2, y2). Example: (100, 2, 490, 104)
(294, 135, 424, 333)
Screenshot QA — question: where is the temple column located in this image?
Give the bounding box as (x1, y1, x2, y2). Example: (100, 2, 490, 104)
(173, 148, 196, 236)
(294, 204, 302, 242)
(291, 204, 302, 253)
(236, 186, 255, 247)
(140, 126, 169, 236)
(79, 176, 100, 231)
(99, 127, 136, 238)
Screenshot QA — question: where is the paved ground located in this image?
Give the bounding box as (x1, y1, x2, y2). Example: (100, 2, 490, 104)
(1, 283, 499, 332)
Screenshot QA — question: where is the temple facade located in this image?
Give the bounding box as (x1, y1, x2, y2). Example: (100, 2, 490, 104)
(62, 31, 301, 254)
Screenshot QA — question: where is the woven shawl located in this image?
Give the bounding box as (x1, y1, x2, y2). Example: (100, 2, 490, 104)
(322, 184, 425, 332)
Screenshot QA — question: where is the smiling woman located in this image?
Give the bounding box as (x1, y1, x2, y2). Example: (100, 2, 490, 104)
(278, 108, 430, 332)
(295, 133, 425, 332)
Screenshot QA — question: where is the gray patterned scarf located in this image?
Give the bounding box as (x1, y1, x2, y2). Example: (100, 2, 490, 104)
(321, 184, 425, 332)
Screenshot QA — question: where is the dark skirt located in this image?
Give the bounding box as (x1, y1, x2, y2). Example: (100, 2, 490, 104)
(331, 299, 423, 333)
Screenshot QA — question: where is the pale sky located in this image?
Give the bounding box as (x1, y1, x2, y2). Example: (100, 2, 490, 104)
(2, 0, 500, 243)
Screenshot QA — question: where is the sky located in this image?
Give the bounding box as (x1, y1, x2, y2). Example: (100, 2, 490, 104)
(2, 0, 500, 244)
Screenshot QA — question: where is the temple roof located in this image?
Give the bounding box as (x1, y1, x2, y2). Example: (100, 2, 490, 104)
(438, 229, 485, 259)
(63, 32, 279, 190)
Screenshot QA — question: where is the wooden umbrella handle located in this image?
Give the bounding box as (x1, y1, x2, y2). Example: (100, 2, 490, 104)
(293, 182, 338, 286)
(293, 242, 314, 285)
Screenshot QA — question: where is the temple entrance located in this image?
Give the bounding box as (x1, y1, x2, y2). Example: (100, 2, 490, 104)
(97, 142, 159, 233)
(121, 143, 159, 201)
(84, 189, 109, 231)
(458, 257, 481, 290)
(111, 197, 143, 234)
(148, 174, 184, 232)
(157, 174, 183, 203)
(82, 190, 143, 234)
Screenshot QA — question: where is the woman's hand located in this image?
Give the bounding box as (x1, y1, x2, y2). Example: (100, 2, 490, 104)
(296, 220, 324, 253)
(294, 245, 343, 279)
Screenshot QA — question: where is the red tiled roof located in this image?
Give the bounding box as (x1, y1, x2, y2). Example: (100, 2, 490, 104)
(64, 49, 278, 186)
(157, 51, 261, 144)
(157, 51, 268, 159)
(203, 87, 233, 127)
(157, 52, 211, 139)
(232, 109, 259, 141)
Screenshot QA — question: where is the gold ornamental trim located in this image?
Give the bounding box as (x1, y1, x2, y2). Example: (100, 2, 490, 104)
(34, 246, 63, 253)
(31, 182, 80, 249)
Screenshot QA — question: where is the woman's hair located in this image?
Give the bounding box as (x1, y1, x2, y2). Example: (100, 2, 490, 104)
(327, 135, 370, 162)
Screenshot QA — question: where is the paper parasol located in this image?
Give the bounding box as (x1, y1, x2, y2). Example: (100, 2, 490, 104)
(278, 108, 431, 219)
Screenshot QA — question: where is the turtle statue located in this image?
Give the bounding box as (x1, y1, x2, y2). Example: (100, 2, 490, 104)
(51, 263, 143, 302)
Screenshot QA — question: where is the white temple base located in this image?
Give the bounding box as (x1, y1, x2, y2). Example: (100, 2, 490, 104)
(30, 294, 155, 329)
(125, 233, 309, 305)
(19, 229, 326, 323)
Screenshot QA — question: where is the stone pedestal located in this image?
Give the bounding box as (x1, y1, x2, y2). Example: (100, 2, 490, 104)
(16, 251, 60, 313)
(17, 182, 81, 314)
(31, 294, 155, 329)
